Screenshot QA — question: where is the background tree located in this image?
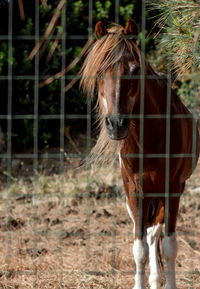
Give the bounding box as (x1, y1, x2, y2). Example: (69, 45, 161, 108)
(147, 0, 200, 114)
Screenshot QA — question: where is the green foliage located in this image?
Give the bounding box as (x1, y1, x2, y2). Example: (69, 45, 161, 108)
(138, 31, 151, 46)
(0, 42, 17, 73)
(23, 119, 34, 145)
(95, 1, 112, 20)
(73, 1, 84, 17)
(41, 132, 52, 143)
(22, 50, 32, 72)
(39, 3, 51, 16)
(120, 3, 134, 22)
(20, 18, 33, 35)
(0, 0, 156, 151)
(177, 79, 200, 115)
(0, 42, 8, 73)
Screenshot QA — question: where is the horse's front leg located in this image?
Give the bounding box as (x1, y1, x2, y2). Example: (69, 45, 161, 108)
(132, 236, 149, 289)
(126, 196, 148, 289)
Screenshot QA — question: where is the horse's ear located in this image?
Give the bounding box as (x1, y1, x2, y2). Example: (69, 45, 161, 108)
(124, 19, 139, 41)
(95, 21, 108, 39)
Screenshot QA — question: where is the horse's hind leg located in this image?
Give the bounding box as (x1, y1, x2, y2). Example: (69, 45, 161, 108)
(162, 183, 183, 289)
(146, 199, 164, 289)
(147, 223, 162, 289)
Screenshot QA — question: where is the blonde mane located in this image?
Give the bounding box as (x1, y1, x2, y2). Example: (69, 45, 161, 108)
(80, 23, 142, 167)
(80, 24, 141, 96)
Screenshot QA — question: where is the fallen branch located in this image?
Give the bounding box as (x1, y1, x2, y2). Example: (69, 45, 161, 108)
(64, 78, 78, 93)
(40, 0, 48, 10)
(39, 37, 93, 88)
(45, 29, 63, 63)
(29, 0, 66, 60)
(18, 0, 25, 21)
(39, 25, 57, 60)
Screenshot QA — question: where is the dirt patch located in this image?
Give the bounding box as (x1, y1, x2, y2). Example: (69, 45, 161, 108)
(0, 162, 199, 288)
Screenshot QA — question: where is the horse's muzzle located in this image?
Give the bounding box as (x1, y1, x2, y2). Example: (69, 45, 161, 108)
(105, 115, 130, 140)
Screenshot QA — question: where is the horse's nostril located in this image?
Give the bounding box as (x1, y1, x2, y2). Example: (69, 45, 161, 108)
(105, 116, 112, 129)
(118, 118, 130, 127)
(123, 118, 130, 127)
(118, 118, 123, 127)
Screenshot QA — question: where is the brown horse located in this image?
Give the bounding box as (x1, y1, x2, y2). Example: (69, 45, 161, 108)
(80, 19, 200, 289)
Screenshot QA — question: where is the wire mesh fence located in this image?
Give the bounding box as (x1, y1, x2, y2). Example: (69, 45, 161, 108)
(0, 0, 199, 288)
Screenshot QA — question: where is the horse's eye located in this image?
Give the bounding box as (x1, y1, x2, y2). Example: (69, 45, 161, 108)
(132, 66, 140, 75)
(129, 63, 140, 75)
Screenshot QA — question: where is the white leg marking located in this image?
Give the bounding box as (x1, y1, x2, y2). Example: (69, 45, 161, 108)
(162, 235, 178, 289)
(102, 97, 108, 112)
(133, 238, 148, 289)
(126, 201, 147, 288)
(118, 152, 122, 168)
(147, 224, 162, 289)
(126, 199, 135, 236)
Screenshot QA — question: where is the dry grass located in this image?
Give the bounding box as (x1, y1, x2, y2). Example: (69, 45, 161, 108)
(0, 162, 199, 288)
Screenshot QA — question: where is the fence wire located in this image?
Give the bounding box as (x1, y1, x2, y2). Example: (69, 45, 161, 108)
(0, 0, 199, 288)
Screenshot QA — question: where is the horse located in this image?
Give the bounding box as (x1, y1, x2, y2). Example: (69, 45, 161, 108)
(80, 19, 200, 289)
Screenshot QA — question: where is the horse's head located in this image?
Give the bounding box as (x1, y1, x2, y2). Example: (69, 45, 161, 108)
(98, 61, 140, 139)
(80, 19, 141, 140)
(96, 20, 140, 140)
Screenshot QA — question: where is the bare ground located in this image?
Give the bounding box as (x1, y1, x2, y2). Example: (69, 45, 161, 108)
(0, 158, 199, 289)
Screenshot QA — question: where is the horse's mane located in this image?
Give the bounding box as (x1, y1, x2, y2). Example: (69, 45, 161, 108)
(80, 23, 142, 167)
(80, 23, 141, 97)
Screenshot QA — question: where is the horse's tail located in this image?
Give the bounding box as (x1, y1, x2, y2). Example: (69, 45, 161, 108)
(157, 233, 164, 272)
(148, 198, 164, 271)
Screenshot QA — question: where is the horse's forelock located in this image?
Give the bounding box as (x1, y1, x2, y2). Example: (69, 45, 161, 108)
(80, 24, 141, 98)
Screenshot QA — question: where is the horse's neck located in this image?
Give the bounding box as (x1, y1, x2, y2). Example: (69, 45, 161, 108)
(122, 65, 168, 153)
(132, 65, 168, 118)
(144, 65, 167, 115)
